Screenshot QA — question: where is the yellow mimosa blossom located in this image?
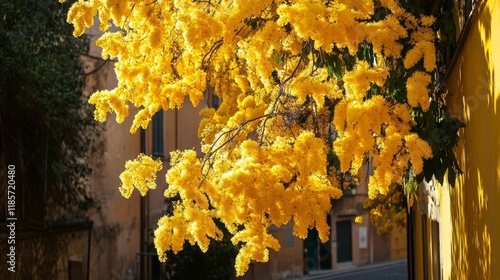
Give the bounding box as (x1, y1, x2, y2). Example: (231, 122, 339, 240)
(421, 15, 436, 26)
(404, 41, 437, 71)
(404, 133, 433, 174)
(119, 154, 163, 198)
(407, 71, 432, 111)
(65, 0, 444, 275)
(343, 61, 389, 100)
(355, 216, 364, 224)
(88, 89, 129, 123)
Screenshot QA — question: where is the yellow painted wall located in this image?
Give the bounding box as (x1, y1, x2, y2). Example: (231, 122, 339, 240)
(412, 210, 425, 280)
(390, 226, 407, 260)
(440, 1, 500, 279)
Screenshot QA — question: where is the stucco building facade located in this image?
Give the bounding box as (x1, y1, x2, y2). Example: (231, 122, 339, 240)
(409, 0, 500, 279)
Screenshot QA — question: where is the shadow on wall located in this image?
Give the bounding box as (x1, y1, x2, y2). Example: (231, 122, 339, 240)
(447, 1, 497, 278)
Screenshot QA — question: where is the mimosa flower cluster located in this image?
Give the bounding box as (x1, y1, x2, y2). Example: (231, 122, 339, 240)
(63, 0, 441, 275)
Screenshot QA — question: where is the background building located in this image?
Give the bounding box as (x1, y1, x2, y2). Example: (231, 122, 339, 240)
(79, 19, 208, 280)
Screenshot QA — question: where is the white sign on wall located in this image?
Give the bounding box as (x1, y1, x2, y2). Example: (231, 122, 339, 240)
(359, 227, 367, 249)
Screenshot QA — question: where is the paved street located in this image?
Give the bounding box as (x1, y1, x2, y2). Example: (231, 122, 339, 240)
(331, 260, 407, 280)
(290, 259, 408, 280)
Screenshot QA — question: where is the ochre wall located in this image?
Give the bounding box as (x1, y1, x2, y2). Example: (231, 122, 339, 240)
(440, 1, 500, 279)
(390, 225, 407, 260)
(83, 21, 142, 280)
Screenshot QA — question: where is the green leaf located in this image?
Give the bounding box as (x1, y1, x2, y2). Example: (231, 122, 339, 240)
(273, 50, 280, 65)
(423, 160, 434, 182)
(448, 169, 456, 188)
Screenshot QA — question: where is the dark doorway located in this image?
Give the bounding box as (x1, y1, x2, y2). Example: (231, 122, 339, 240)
(305, 228, 319, 272)
(304, 215, 332, 273)
(336, 220, 352, 263)
(320, 214, 333, 269)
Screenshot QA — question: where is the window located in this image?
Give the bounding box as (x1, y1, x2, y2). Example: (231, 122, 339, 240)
(206, 84, 220, 109)
(152, 110, 164, 157)
(212, 94, 220, 109)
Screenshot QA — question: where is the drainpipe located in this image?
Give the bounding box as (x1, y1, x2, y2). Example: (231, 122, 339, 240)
(86, 220, 93, 280)
(174, 109, 178, 150)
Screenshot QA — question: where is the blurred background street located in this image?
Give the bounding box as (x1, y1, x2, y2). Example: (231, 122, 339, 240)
(291, 259, 407, 280)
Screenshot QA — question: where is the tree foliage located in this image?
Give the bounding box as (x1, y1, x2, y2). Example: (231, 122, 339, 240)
(64, 0, 463, 276)
(0, 0, 98, 225)
(159, 219, 238, 280)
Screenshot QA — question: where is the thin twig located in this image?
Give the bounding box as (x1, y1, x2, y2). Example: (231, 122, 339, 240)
(81, 61, 108, 76)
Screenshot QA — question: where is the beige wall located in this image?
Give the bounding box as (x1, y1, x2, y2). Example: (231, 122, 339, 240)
(83, 18, 211, 279)
(238, 223, 303, 280)
(83, 22, 142, 280)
